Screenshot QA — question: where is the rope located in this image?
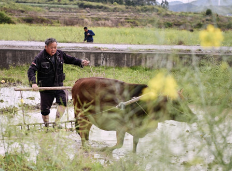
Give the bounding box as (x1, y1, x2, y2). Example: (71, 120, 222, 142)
(116, 94, 145, 109)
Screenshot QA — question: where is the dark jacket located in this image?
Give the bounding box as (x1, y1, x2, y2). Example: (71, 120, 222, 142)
(28, 49, 82, 87)
(84, 30, 95, 42)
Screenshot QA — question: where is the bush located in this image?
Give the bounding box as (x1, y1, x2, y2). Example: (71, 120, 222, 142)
(0, 11, 14, 24)
(194, 22, 203, 28)
(206, 9, 212, 16)
(21, 15, 52, 24)
(164, 22, 173, 28)
(227, 22, 232, 29)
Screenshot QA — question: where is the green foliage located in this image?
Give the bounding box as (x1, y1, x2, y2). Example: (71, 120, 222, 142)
(0, 65, 29, 85)
(195, 22, 203, 28)
(226, 22, 232, 29)
(0, 11, 14, 24)
(206, 8, 212, 16)
(0, 2, 44, 12)
(161, 0, 169, 9)
(0, 106, 18, 115)
(21, 16, 52, 24)
(164, 21, 173, 28)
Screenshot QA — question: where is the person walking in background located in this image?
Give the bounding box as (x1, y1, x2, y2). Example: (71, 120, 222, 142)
(83, 27, 95, 43)
(28, 38, 89, 128)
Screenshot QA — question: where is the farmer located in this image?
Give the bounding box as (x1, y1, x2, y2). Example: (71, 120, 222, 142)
(27, 38, 89, 127)
(83, 27, 95, 43)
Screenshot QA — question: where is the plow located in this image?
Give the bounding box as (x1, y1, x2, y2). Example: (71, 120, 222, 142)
(12, 86, 144, 132)
(13, 86, 76, 131)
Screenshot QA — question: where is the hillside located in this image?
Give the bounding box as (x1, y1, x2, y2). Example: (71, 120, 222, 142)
(169, 1, 184, 6)
(169, 3, 200, 12)
(0, 1, 232, 31)
(169, 0, 232, 15)
(191, 0, 232, 6)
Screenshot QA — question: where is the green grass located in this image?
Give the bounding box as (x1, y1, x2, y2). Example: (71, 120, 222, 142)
(0, 24, 231, 46)
(1, 62, 232, 107)
(0, 2, 45, 12)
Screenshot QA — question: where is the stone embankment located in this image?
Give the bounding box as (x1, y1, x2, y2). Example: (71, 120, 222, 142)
(1, 41, 232, 69)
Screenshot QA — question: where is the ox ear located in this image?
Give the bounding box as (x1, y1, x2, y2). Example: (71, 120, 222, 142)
(178, 89, 184, 100)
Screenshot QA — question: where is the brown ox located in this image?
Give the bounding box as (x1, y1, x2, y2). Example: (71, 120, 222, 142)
(72, 77, 196, 153)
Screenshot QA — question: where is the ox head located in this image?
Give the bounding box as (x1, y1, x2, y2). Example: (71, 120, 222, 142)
(140, 73, 197, 125)
(167, 91, 197, 124)
(145, 89, 197, 124)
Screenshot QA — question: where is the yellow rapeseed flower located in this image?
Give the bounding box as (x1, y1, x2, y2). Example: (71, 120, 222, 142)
(141, 72, 178, 100)
(21, 99, 24, 104)
(163, 75, 178, 99)
(142, 87, 158, 100)
(220, 61, 229, 71)
(199, 24, 224, 47)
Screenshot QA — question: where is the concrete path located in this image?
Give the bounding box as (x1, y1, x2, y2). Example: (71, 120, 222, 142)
(0, 40, 231, 53)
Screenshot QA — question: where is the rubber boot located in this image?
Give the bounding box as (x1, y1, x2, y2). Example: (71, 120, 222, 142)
(55, 105, 66, 129)
(42, 115, 49, 127)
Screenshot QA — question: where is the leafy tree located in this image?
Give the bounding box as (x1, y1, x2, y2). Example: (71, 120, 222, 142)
(147, 0, 157, 5)
(206, 9, 212, 16)
(161, 0, 168, 9)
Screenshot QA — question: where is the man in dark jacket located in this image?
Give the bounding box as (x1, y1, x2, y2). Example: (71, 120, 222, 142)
(28, 38, 89, 127)
(83, 27, 95, 43)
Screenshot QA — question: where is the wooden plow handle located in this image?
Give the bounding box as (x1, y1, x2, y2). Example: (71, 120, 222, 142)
(14, 86, 72, 91)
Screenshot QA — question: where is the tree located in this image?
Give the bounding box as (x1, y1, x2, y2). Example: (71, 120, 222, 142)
(206, 9, 212, 16)
(148, 0, 157, 5)
(161, 0, 169, 9)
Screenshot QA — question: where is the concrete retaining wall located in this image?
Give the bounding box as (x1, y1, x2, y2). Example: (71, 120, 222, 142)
(1, 48, 232, 69)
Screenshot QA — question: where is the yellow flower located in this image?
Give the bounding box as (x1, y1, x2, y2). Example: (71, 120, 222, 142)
(21, 99, 24, 103)
(163, 75, 178, 99)
(199, 24, 224, 47)
(142, 72, 178, 100)
(1, 80, 5, 84)
(148, 73, 165, 91)
(220, 61, 229, 71)
(141, 87, 158, 101)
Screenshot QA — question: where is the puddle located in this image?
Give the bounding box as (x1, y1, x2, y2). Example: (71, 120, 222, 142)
(0, 87, 231, 170)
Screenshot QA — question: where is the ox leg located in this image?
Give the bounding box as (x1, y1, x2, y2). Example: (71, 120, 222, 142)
(101, 130, 125, 152)
(75, 112, 92, 148)
(115, 130, 126, 149)
(133, 136, 139, 153)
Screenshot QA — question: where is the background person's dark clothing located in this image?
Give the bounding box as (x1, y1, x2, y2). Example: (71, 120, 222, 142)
(84, 30, 95, 42)
(28, 49, 83, 115)
(28, 49, 82, 87)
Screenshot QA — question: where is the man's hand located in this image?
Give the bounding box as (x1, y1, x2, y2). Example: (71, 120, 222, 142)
(32, 84, 39, 91)
(82, 60, 90, 66)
